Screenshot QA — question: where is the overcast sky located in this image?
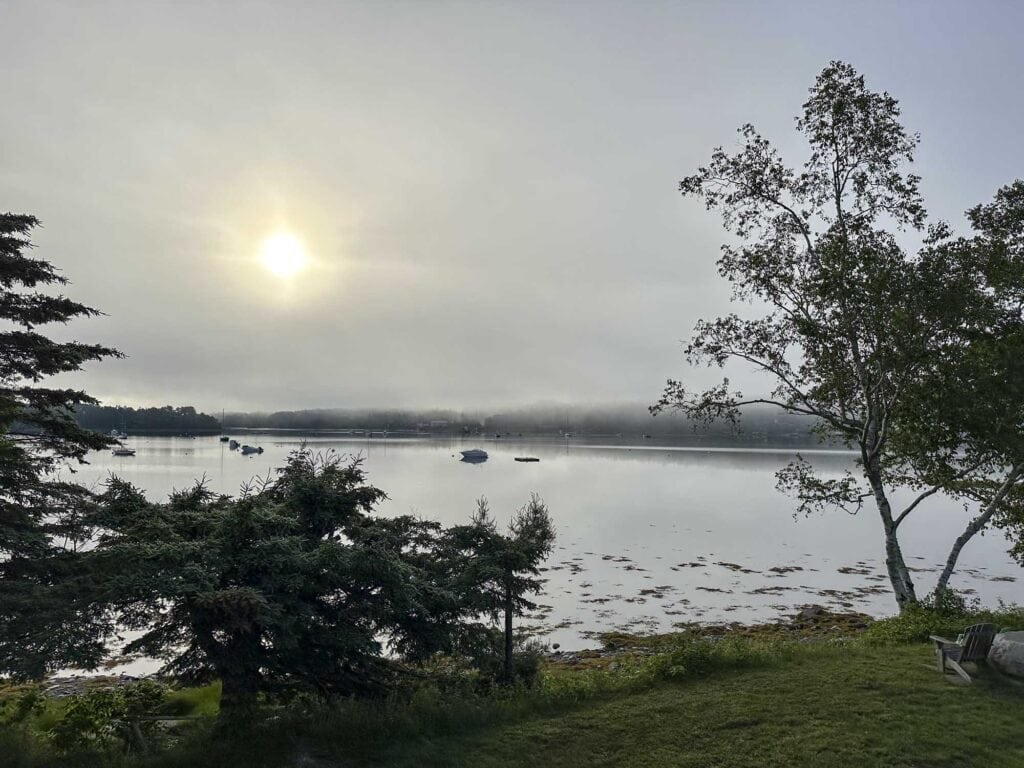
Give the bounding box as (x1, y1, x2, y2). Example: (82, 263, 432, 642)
(3, 1, 1022, 412)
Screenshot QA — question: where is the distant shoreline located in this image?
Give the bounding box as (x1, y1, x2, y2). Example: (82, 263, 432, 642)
(214, 428, 849, 452)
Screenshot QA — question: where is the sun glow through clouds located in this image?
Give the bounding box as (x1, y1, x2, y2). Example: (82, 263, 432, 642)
(260, 232, 307, 278)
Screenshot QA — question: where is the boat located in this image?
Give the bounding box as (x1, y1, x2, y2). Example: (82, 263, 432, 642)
(229, 439, 240, 450)
(111, 447, 136, 457)
(240, 445, 264, 455)
(460, 448, 488, 462)
(219, 435, 230, 442)
(514, 456, 540, 462)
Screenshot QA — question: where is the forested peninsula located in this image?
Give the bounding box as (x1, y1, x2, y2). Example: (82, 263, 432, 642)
(71, 405, 221, 435)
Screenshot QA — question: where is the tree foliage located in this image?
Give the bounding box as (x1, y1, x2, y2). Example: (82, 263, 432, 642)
(86, 450, 469, 719)
(72, 404, 220, 434)
(50, 680, 168, 754)
(907, 182, 1024, 584)
(0, 213, 121, 678)
(85, 450, 554, 719)
(446, 496, 555, 684)
(655, 62, 1024, 609)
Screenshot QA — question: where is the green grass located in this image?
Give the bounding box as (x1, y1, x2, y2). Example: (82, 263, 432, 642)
(7, 641, 1024, 767)
(319, 644, 1024, 768)
(159, 683, 220, 719)
(136, 642, 1024, 768)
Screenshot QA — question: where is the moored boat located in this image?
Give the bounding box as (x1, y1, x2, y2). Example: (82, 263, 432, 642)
(514, 456, 540, 462)
(460, 448, 488, 462)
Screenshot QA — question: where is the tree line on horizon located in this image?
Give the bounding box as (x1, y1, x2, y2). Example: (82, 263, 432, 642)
(71, 404, 220, 435)
(66, 400, 824, 446)
(200, 402, 822, 444)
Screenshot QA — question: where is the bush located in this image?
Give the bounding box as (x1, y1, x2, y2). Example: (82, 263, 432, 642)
(641, 636, 784, 682)
(862, 592, 1024, 645)
(49, 680, 168, 754)
(453, 629, 547, 691)
(1, 685, 47, 726)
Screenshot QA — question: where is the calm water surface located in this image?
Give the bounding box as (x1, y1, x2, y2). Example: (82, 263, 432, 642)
(83, 435, 1023, 653)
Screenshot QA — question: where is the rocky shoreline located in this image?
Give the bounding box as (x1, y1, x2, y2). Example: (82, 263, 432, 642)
(547, 605, 873, 669)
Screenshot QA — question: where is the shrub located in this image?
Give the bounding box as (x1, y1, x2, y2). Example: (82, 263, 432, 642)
(1, 685, 47, 726)
(49, 680, 168, 754)
(862, 592, 1024, 645)
(453, 629, 547, 691)
(641, 635, 784, 682)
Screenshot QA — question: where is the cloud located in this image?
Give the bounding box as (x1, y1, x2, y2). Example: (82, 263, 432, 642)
(4, 0, 1022, 410)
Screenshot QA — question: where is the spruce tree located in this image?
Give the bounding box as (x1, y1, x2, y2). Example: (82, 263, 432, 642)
(88, 450, 469, 722)
(0, 213, 121, 678)
(447, 496, 555, 685)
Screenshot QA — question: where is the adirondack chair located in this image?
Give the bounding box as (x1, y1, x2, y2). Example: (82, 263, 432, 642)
(930, 623, 999, 683)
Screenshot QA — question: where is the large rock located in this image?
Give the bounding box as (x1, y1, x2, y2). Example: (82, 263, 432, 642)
(988, 631, 1024, 678)
(796, 604, 825, 621)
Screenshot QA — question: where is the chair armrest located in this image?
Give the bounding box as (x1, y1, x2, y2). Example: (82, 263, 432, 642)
(929, 635, 959, 647)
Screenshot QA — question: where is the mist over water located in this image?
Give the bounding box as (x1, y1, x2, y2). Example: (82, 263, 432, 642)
(85, 435, 1022, 651)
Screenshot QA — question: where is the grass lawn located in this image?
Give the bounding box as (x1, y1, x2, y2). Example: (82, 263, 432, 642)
(8, 641, 1024, 767)
(328, 644, 1024, 768)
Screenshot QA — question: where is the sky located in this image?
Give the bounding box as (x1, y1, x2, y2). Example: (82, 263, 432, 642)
(2, 0, 1023, 412)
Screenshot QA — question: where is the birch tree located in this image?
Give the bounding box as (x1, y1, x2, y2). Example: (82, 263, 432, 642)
(900, 182, 1024, 596)
(655, 62, 1009, 610)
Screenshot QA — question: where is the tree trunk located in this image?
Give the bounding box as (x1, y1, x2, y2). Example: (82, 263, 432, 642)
(865, 459, 917, 609)
(883, 526, 916, 609)
(217, 671, 260, 727)
(128, 720, 148, 754)
(503, 583, 514, 686)
(935, 463, 1024, 597)
(215, 632, 263, 728)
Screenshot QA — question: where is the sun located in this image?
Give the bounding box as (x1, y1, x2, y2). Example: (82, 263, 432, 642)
(260, 232, 307, 278)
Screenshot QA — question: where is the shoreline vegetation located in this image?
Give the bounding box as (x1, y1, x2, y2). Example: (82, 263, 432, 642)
(6, 602, 1024, 767)
(221, 403, 823, 444)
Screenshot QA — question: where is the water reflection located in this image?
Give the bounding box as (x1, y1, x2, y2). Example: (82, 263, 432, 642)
(84, 435, 1021, 649)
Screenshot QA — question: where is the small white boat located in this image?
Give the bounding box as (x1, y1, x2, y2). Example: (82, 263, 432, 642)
(112, 447, 136, 457)
(460, 449, 488, 461)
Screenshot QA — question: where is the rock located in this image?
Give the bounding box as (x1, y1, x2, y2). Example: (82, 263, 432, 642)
(988, 631, 1024, 678)
(796, 604, 825, 621)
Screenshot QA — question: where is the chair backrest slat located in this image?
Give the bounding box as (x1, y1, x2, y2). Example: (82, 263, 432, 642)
(960, 623, 998, 661)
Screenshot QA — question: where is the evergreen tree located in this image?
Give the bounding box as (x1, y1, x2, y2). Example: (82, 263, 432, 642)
(447, 496, 555, 685)
(0, 213, 121, 678)
(89, 450, 465, 722)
